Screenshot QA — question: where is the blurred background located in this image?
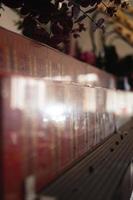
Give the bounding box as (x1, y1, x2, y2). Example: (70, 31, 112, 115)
(0, 3, 133, 90)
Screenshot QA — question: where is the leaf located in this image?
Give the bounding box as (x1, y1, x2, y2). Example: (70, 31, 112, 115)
(106, 6, 117, 17)
(75, 14, 87, 23)
(20, 7, 30, 15)
(92, 23, 98, 32)
(72, 5, 80, 19)
(68, 0, 73, 7)
(73, 33, 80, 38)
(3, 0, 23, 8)
(78, 23, 86, 32)
(114, 0, 121, 5)
(51, 23, 63, 35)
(51, 34, 65, 45)
(96, 17, 104, 26)
(92, 18, 105, 32)
(121, 1, 129, 9)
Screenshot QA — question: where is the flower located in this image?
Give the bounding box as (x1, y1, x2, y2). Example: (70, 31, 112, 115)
(80, 51, 96, 65)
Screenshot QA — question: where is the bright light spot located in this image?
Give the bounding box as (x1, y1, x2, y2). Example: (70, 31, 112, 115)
(11, 78, 26, 109)
(45, 104, 66, 116)
(11, 78, 45, 111)
(43, 76, 72, 82)
(78, 73, 98, 84)
(43, 118, 49, 122)
(43, 103, 71, 123)
(51, 115, 66, 123)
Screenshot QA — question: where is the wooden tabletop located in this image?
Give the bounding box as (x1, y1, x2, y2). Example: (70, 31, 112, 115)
(40, 119, 133, 200)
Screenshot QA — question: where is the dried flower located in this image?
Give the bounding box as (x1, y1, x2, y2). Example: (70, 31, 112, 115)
(121, 1, 129, 9)
(0, 0, 129, 49)
(114, 0, 121, 5)
(106, 6, 117, 17)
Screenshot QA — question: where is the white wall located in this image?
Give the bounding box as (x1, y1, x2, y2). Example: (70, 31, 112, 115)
(0, 6, 20, 33)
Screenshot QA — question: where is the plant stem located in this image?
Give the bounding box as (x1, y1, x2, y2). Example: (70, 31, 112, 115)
(101, 1, 108, 8)
(72, 1, 103, 29)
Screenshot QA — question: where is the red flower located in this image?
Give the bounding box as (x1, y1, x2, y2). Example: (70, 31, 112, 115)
(80, 51, 96, 65)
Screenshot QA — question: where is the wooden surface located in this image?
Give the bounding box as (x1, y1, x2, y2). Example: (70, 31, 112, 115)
(0, 26, 116, 88)
(40, 120, 133, 200)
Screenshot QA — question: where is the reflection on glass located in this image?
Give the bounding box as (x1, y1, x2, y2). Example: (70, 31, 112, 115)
(42, 103, 71, 123)
(78, 73, 98, 85)
(11, 78, 45, 111)
(84, 88, 96, 112)
(11, 78, 26, 109)
(43, 75, 71, 82)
